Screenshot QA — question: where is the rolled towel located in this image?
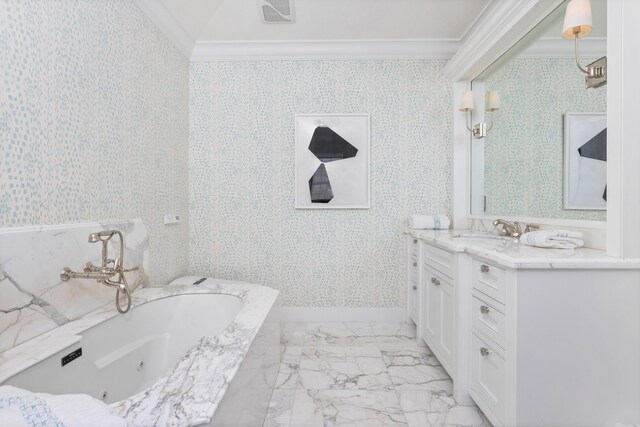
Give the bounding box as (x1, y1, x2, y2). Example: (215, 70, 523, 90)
(408, 214, 450, 230)
(0, 385, 126, 427)
(520, 230, 584, 249)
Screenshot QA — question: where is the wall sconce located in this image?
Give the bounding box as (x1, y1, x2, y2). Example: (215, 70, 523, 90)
(459, 90, 500, 139)
(562, 0, 606, 89)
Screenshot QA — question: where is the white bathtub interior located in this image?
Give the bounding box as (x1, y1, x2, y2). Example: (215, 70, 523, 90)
(5, 293, 243, 404)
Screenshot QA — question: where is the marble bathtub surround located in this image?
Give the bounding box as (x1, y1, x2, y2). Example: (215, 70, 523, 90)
(1, 278, 279, 427)
(0, 220, 150, 353)
(264, 321, 486, 427)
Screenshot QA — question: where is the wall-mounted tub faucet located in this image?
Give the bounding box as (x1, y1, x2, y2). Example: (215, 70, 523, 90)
(60, 229, 137, 313)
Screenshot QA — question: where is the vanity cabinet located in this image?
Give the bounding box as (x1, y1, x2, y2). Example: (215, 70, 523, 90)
(406, 232, 640, 427)
(421, 247, 455, 375)
(467, 256, 640, 427)
(468, 260, 508, 424)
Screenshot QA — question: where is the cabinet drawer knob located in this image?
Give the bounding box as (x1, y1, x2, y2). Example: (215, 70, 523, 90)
(412, 285, 417, 290)
(413, 239, 418, 244)
(480, 347, 490, 356)
(480, 305, 490, 314)
(431, 277, 441, 286)
(413, 262, 417, 267)
(480, 264, 490, 273)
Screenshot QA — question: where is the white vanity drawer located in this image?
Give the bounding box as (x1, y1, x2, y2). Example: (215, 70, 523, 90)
(423, 244, 454, 279)
(472, 260, 506, 305)
(472, 291, 506, 349)
(470, 332, 505, 425)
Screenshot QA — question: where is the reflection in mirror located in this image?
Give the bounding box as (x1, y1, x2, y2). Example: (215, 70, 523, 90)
(470, 0, 607, 221)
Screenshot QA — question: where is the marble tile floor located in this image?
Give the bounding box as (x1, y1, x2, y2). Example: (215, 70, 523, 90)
(263, 322, 488, 427)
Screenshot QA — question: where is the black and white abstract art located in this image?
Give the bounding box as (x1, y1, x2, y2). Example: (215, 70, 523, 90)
(295, 114, 370, 209)
(564, 112, 607, 210)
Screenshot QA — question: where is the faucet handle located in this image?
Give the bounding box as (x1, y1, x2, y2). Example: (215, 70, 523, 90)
(83, 262, 99, 272)
(524, 223, 540, 234)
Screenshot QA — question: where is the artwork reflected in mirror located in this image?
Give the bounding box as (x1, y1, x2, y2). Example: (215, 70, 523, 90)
(470, 0, 607, 221)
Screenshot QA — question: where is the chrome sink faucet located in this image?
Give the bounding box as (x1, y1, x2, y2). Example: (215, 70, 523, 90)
(493, 219, 521, 237)
(60, 230, 137, 313)
(493, 219, 539, 238)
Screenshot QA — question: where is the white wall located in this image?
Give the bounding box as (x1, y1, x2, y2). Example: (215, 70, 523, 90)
(189, 60, 453, 307)
(0, 0, 190, 285)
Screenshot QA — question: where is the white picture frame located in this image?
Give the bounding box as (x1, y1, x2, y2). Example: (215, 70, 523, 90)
(563, 112, 607, 210)
(295, 114, 370, 209)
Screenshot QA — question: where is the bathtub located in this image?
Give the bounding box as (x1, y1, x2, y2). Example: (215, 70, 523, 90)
(0, 277, 280, 426)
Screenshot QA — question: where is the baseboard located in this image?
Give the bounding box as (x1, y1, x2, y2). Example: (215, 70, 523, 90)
(273, 307, 406, 322)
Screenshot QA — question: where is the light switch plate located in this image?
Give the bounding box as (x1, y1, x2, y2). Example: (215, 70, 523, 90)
(164, 214, 180, 225)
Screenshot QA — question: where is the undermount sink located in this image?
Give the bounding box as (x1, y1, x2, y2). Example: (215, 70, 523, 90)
(451, 233, 515, 241)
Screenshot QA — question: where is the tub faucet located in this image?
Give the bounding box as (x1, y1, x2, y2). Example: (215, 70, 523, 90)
(60, 230, 137, 313)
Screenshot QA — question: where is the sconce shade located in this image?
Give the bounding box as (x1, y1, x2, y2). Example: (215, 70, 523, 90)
(486, 91, 500, 111)
(460, 91, 474, 112)
(562, 0, 592, 39)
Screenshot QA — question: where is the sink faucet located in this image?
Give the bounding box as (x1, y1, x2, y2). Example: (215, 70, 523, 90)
(60, 230, 137, 313)
(493, 220, 539, 238)
(493, 219, 522, 238)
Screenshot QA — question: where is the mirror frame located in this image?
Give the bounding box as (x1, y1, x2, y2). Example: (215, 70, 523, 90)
(445, 0, 640, 257)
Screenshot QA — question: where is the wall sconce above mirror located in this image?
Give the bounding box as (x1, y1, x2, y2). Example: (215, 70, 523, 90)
(459, 90, 501, 139)
(562, 0, 607, 88)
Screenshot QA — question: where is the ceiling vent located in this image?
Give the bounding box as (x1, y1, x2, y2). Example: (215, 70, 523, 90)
(257, 0, 295, 23)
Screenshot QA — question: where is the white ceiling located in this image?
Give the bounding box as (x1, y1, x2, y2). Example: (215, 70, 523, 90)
(159, 0, 492, 42)
(135, 0, 608, 61)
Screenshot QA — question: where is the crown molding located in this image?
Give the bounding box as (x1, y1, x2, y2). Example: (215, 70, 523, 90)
(132, 0, 194, 59)
(519, 37, 606, 58)
(444, 0, 564, 80)
(190, 39, 461, 62)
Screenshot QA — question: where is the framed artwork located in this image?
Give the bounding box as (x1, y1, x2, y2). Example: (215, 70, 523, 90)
(295, 114, 370, 209)
(564, 112, 607, 210)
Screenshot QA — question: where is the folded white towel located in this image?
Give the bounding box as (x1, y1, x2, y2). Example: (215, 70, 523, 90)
(0, 385, 126, 427)
(520, 230, 584, 249)
(408, 214, 450, 230)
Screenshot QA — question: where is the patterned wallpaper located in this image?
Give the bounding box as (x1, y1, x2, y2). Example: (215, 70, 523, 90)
(482, 57, 607, 220)
(189, 60, 452, 307)
(0, 0, 190, 284)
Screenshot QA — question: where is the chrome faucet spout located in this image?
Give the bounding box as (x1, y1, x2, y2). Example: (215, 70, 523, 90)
(493, 219, 522, 238)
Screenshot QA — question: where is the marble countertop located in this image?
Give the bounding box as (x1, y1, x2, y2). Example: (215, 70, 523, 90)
(405, 229, 640, 269)
(0, 277, 279, 426)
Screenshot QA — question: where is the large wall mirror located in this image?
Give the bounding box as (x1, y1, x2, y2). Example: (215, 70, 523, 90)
(470, 0, 607, 221)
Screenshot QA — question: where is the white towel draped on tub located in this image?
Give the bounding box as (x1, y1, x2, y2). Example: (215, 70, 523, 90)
(408, 214, 450, 230)
(0, 385, 126, 427)
(519, 230, 585, 249)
